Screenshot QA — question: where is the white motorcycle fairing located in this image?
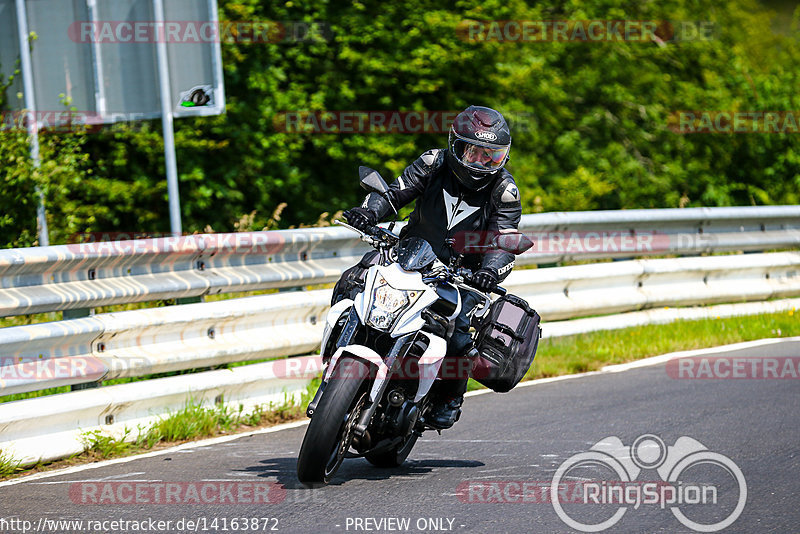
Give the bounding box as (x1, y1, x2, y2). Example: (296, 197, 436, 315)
(321, 259, 460, 405)
(320, 298, 354, 355)
(354, 263, 461, 337)
(323, 330, 448, 403)
(324, 344, 390, 402)
(413, 331, 448, 402)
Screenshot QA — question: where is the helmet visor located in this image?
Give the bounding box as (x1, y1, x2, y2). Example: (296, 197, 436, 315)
(452, 139, 509, 171)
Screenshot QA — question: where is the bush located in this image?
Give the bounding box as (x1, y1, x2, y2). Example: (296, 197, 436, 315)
(2, 0, 798, 247)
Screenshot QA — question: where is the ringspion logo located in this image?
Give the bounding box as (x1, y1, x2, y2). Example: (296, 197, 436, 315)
(551, 434, 746, 532)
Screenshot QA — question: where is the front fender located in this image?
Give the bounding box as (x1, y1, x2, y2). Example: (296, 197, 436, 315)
(415, 332, 448, 402)
(320, 299, 354, 360)
(325, 344, 391, 403)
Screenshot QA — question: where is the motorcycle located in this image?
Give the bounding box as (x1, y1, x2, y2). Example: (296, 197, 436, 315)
(296, 167, 535, 486)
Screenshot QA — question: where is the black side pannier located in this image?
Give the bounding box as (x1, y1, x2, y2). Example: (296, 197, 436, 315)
(331, 250, 379, 306)
(471, 294, 541, 393)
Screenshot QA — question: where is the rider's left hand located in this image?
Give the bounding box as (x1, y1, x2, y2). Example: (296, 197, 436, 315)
(473, 268, 499, 292)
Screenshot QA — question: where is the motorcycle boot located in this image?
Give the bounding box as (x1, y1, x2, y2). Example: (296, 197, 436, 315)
(428, 346, 480, 429)
(428, 396, 464, 429)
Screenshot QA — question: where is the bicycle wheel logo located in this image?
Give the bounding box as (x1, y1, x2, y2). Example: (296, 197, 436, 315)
(551, 434, 747, 532)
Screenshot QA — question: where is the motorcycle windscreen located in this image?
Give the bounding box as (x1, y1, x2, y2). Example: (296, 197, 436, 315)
(396, 237, 438, 271)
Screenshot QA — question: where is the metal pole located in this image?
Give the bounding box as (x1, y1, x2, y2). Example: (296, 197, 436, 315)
(15, 0, 49, 246)
(153, 0, 182, 236)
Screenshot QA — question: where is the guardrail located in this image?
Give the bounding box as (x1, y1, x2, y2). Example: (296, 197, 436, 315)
(1, 206, 799, 466)
(2, 206, 799, 317)
(2, 292, 799, 466)
(0, 356, 322, 467)
(2, 251, 799, 397)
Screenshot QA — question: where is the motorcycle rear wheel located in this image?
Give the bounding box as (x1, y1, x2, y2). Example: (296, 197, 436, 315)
(296, 357, 370, 486)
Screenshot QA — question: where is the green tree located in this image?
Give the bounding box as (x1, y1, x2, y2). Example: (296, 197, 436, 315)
(3, 0, 799, 247)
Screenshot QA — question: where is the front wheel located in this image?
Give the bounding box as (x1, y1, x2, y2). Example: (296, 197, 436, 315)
(364, 433, 419, 467)
(296, 358, 370, 486)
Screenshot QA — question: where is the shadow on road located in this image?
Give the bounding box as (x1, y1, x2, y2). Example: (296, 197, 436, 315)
(241, 456, 485, 490)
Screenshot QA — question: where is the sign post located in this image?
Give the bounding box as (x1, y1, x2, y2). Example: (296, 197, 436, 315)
(14, 0, 49, 245)
(153, 0, 182, 236)
(2, 0, 225, 243)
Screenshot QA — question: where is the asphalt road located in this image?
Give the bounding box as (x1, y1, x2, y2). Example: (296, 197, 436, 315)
(1, 339, 798, 534)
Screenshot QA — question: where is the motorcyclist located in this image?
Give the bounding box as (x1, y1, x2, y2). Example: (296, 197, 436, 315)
(343, 105, 522, 429)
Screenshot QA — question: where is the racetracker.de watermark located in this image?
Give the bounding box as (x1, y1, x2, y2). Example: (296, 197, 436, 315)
(456, 20, 717, 43)
(667, 356, 800, 379)
(69, 21, 331, 43)
(1, 111, 119, 134)
(0, 356, 107, 388)
(65, 229, 714, 257)
(670, 111, 800, 134)
(0, 111, 182, 135)
(0, 517, 282, 533)
(457, 480, 717, 505)
(273, 110, 537, 134)
(302, 355, 481, 382)
(69, 481, 286, 504)
(450, 230, 689, 256)
(65, 231, 288, 255)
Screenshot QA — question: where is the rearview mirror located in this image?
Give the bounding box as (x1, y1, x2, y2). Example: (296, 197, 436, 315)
(358, 166, 389, 194)
(495, 233, 534, 255)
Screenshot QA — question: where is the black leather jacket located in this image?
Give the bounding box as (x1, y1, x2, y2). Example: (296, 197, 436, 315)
(363, 148, 522, 279)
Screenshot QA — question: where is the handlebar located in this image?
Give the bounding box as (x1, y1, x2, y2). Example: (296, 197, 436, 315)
(459, 269, 507, 296)
(334, 219, 399, 245)
(336, 219, 505, 296)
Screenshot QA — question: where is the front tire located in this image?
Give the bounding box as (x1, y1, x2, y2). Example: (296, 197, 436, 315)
(364, 433, 419, 467)
(296, 358, 370, 486)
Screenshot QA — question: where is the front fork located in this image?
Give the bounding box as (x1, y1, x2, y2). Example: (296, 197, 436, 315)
(306, 330, 409, 428)
(306, 307, 361, 418)
(308, 320, 447, 440)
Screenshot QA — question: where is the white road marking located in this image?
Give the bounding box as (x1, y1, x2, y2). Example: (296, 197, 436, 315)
(32, 471, 152, 484)
(0, 420, 310, 488)
(33, 479, 161, 484)
(419, 439, 538, 443)
(476, 466, 523, 473)
(464, 336, 800, 399)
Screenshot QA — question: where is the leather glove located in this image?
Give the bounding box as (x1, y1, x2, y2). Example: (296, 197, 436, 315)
(472, 268, 499, 292)
(342, 207, 377, 232)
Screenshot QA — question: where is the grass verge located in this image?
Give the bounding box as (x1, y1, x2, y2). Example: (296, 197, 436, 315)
(467, 308, 797, 391)
(0, 449, 22, 477)
(0, 381, 320, 482)
(78, 395, 308, 462)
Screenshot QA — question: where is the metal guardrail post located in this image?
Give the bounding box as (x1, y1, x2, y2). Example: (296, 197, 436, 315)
(63, 309, 92, 320)
(71, 382, 100, 391)
(62, 308, 99, 391)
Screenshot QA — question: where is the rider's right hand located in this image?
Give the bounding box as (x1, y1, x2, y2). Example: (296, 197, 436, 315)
(343, 207, 377, 233)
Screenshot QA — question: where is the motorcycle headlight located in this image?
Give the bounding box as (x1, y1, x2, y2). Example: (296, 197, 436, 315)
(367, 276, 421, 330)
